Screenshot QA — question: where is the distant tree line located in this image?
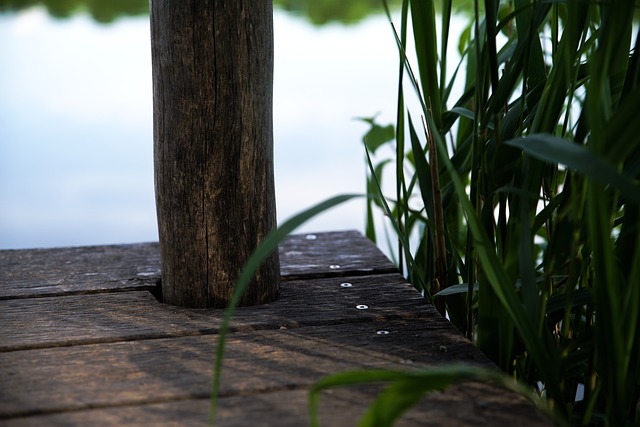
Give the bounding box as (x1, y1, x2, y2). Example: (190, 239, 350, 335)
(0, 0, 404, 25)
(0, 0, 148, 23)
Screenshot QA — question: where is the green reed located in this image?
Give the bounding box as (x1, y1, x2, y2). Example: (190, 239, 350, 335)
(211, 1, 640, 425)
(353, 0, 640, 425)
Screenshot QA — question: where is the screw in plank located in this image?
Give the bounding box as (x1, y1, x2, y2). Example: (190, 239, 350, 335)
(340, 282, 353, 288)
(305, 234, 317, 240)
(329, 264, 341, 269)
(356, 304, 369, 310)
(376, 330, 390, 335)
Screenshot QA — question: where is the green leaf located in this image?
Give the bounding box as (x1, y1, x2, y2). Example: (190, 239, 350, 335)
(366, 159, 391, 242)
(506, 134, 640, 204)
(458, 22, 471, 55)
(408, 114, 435, 222)
(360, 119, 395, 154)
(600, 85, 640, 163)
(423, 111, 564, 407)
(410, 0, 441, 127)
(211, 194, 363, 424)
(434, 282, 479, 297)
(365, 145, 429, 296)
(309, 364, 554, 427)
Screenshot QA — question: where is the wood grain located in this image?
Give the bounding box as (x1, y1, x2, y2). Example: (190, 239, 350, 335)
(278, 230, 398, 278)
(151, 0, 279, 307)
(0, 231, 552, 426)
(0, 274, 432, 351)
(0, 231, 395, 300)
(0, 324, 546, 425)
(0, 243, 160, 299)
(2, 384, 551, 427)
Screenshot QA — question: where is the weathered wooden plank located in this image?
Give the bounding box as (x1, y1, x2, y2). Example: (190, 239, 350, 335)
(162, 382, 552, 427)
(0, 274, 433, 351)
(0, 231, 396, 300)
(1, 384, 550, 427)
(0, 243, 161, 299)
(0, 230, 552, 425)
(0, 324, 549, 425)
(0, 328, 427, 418)
(278, 230, 397, 278)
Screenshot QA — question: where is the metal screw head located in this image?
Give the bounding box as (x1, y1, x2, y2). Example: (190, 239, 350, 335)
(305, 234, 317, 240)
(329, 264, 340, 269)
(356, 304, 369, 310)
(376, 330, 390, 335)
(340, 282, 353, 288)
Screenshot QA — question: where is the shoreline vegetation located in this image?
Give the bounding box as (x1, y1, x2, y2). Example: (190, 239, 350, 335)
(208, 0, 640, 425)
(353, 0, 640, 425)
(6, 0, 638, 424)
(0, 0, 400, 25)
(0, 0, 484, 25)
(211, 0, 640, 422)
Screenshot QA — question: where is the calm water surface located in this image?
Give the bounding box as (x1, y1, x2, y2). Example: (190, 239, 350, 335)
(0, 7, 402, 249)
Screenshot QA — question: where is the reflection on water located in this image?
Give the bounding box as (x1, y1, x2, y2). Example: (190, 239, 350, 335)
(0, 3, 411, 249)
(0, 0, 484, 25)
(0, 0, 148, 23)
(0, 0, 399, 25)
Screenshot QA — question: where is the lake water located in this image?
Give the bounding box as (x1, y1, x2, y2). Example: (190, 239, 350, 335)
(0, 5, 467, 250)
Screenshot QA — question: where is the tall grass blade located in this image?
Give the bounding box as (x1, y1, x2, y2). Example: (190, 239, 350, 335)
(410, 0, 441, 127)
(209, 194, 363, 425)
(309, 365, 555, 427)
(360, 0, 640, 423)
(424, 110, 565, 410)
(365, 146, 429, 296)
(506, 134, 640, 204)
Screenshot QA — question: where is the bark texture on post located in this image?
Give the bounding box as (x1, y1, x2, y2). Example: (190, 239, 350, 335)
(151, 0, 280, 308)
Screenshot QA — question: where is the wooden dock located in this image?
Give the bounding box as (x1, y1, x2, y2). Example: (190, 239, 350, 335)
(0, 230, 551, 426)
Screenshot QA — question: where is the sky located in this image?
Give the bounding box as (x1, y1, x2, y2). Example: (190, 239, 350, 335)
(0, 7, 467, 250)
(0, 9, 398, 249)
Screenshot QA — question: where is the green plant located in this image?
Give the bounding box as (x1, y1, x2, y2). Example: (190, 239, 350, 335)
(354, 0, 640, 425)
(309, 364, 554, 427)
(209, 194, 362, 425)
(210, 0, 640, 425)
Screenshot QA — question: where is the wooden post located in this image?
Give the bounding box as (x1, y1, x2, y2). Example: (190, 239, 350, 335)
(150, 0, 280, 308)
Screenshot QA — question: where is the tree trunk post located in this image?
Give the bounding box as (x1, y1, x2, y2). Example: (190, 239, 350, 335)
(150, 0, 280, 308)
